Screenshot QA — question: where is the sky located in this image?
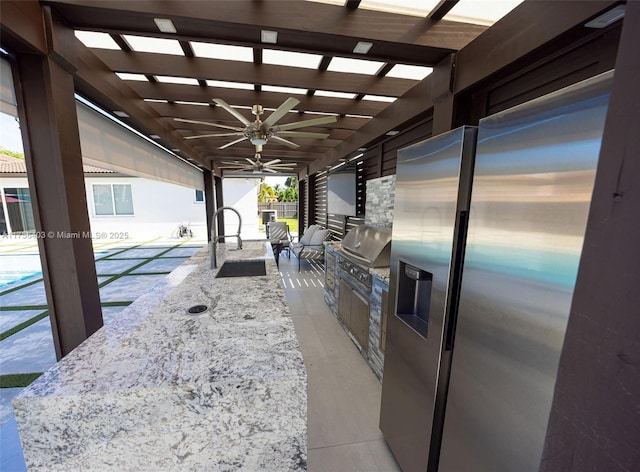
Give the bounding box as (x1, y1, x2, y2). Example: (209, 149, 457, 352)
(264, 176, 288, 187)
(0, 112, 23, 153)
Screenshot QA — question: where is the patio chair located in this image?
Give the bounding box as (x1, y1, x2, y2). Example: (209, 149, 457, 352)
(291, 225, 331, 271)
(268, 221, 292, 257)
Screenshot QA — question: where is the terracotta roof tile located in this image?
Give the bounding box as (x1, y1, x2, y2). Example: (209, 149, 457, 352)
(0, 154, 116, 175)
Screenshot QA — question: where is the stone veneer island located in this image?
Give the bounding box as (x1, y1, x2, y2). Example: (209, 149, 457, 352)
(12, 241, 307, 471)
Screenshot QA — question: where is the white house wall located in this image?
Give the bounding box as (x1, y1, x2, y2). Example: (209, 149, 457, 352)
(221, 178, 261, 240)
(85, 176, 206, 240)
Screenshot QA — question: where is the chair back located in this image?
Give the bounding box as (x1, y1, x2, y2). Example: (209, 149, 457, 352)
(299, 224, 321, 245)
(268, 222, 290, 243)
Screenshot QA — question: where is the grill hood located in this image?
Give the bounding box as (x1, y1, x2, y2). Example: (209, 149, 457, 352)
(339, 224, 392, 268)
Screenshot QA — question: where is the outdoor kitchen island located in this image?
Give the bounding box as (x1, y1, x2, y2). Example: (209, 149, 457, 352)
(12, 241, 307, 471)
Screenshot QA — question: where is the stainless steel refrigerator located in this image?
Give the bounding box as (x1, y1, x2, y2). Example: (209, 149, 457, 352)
(380, 125, 478, 472)
(380, 70, 613, 471)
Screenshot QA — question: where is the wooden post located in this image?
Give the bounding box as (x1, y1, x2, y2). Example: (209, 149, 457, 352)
(214, 175, 224, 241)
(203, 169, 214, 242)
(431, 53, 456, 135)
(13, 7, 103, 359)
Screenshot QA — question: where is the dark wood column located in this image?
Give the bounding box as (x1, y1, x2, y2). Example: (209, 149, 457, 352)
(203, 169, 214, 241)
(213, 175, 224, 240)
(308, 173, 317, 228)
(431, 53, 456, 135)
(298, 178, 307, 232)
(14, 9, 102, 359)
(541, 3, 640, 471)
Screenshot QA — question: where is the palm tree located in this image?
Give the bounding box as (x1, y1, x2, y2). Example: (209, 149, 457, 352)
(258, 182, 278, 203)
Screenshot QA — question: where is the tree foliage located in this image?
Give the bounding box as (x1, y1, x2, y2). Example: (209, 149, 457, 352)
(258, 182, 278, 203)
(0, 148, 25, 160)
(258, 178, 299, 203)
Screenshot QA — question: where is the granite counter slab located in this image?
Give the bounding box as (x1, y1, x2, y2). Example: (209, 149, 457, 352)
(13, 241, 307, 471)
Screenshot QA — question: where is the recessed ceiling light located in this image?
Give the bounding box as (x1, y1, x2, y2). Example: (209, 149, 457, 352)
(150, 134, 161, 139)
(357, 147, 367, 152)
(261, 30, 278, 44)
(113, 110, 129, 118)
(386, 130, 400, 136)
(116, 72, 148, 81)
(353, 41, 373, 54)
(585, 5, 625, 28)
(154, 18, 177, 34)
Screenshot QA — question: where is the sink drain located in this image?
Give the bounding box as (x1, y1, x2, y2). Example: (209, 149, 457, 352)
(187, 305, 208, 315)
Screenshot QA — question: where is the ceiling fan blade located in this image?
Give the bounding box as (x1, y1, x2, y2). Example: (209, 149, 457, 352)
(278, 131, 330, 139)
(264, 168, 279, 173)
(277, 115, 337, 131)
(220, 161, 250, 166)
(245, 157, 256, 164)
(219, 136, 248, 149)
(270, 135, 300, 149)
(173, 118, 243, 131)
(267, 163, 297, 168)
(263, 159, 281, 166)
(212, 98, 252, 126)
(184, 132, 244, 140)
(262, 97, 300, 128)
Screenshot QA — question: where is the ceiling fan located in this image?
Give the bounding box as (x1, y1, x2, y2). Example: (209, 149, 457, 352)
(174, 97, 337, 150)
(218, 153, 297, 174)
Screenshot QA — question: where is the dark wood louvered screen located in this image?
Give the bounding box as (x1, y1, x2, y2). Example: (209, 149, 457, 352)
(313, 170, 327, 228)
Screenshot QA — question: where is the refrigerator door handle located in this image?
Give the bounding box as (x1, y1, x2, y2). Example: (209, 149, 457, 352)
(445, 210, 469, 351)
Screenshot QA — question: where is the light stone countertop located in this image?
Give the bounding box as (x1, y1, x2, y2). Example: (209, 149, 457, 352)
(370, 267, 390, 284)
(13, 241, 307, 471)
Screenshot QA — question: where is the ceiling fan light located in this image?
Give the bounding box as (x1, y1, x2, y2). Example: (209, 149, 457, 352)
(353, 41, 373, 54)
(261, 30, 278, 44)
(250, 137, 268, 145)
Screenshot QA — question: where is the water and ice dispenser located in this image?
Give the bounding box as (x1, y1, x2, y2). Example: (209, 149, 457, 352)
(396, 260, 432, 338)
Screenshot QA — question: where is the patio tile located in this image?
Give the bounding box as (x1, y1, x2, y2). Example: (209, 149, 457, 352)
(1, 387, 24, 425)
(161, 246, 202, 258)
(98, 274, 166, 302)
(95, 258, 148, 274)
(0, 281, 48, 307)
(114, 247, 174, 258)
(130, 257, 188, 274)
(0, 318, 56, 375)
(0, 310, 45, 334)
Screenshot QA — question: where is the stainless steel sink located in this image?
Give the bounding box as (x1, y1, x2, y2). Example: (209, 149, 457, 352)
(215, 260, 266, 278)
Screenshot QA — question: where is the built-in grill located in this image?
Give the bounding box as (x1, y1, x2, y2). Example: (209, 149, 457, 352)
(336, 225, 392, 293)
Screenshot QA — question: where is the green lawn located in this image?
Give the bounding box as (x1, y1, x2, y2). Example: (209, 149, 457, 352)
(258, 217, 298, 234)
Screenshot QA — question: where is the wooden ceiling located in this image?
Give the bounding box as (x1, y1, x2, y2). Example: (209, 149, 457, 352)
(31, 0, 496, 175)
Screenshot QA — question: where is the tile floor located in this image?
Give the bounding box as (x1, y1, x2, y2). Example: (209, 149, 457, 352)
(279, 255, 400, 471)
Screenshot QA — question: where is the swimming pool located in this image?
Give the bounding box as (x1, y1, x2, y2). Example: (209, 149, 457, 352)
(0, 254, 42, 289)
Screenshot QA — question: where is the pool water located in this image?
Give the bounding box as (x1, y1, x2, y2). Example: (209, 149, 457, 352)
(0, 254, 43, 289)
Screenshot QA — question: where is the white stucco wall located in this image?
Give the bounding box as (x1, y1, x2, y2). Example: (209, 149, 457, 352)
(3, 175, 207, 239)
(221, 177, 261, 240)
(85, 176, 206, 239)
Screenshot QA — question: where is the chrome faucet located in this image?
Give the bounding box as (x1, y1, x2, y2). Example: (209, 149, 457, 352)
(210, 206, 243, 269)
